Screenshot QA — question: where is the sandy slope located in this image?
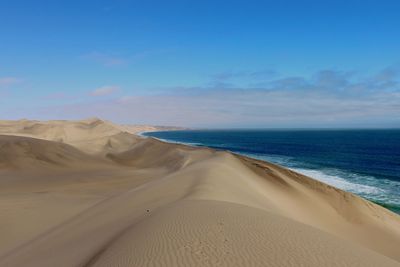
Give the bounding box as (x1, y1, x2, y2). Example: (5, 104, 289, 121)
(0, 118, 182, 154)
(0, 119, 399, 266)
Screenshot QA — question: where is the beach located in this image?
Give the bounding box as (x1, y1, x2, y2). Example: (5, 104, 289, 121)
(1, 118, 400, 266)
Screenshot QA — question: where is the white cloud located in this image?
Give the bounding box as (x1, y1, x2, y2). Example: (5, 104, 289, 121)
(39, 85, 399, 128)
(0, 77, 20, 86)
(90, 85, 119, 96)
(5, 67, 400, 128)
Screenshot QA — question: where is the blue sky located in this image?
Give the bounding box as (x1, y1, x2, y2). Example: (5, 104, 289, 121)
(1, 0, 400, 127)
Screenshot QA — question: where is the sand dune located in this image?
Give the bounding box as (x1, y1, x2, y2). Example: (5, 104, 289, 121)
(0, 118, 179, 154)
(0, 119, 399, 266)
(0, 135, 101, 169)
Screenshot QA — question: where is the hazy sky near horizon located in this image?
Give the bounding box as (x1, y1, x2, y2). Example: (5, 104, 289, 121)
(1, 0, 400, 127)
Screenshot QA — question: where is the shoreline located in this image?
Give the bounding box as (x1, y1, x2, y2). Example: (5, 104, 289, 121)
(1, 119, 400, 266)
(142, 130, 400, 215)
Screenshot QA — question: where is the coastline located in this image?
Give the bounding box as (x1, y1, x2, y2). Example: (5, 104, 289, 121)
(1, 119, 400, 266)
(143, 129, 400, 215)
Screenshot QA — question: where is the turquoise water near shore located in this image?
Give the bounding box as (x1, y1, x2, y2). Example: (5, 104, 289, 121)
(144, 129, 400, 214)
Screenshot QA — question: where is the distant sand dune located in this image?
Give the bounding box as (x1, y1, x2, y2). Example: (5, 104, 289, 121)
(0, 119, 399, 266)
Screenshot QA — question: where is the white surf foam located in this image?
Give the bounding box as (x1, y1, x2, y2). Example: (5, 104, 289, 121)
(290, 168, 384, 195)
(142, 134, 400, 210)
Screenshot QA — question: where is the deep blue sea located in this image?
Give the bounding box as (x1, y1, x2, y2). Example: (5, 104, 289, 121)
(143, 129, 400, 214)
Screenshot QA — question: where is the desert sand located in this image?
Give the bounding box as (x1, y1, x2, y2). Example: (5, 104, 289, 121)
(0, 118, 399, 266)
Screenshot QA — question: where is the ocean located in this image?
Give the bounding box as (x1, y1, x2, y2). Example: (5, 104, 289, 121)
(143, 129, 400, 214)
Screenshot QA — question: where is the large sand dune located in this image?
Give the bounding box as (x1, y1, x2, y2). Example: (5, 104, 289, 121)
(0, 119, 399, 266)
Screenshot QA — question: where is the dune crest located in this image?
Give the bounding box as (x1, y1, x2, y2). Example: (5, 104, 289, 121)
(0, 119, 399, 266)
(0, 118, 181, 154)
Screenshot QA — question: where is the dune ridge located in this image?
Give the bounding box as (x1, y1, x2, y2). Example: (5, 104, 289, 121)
(0, 119, 399, 266)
